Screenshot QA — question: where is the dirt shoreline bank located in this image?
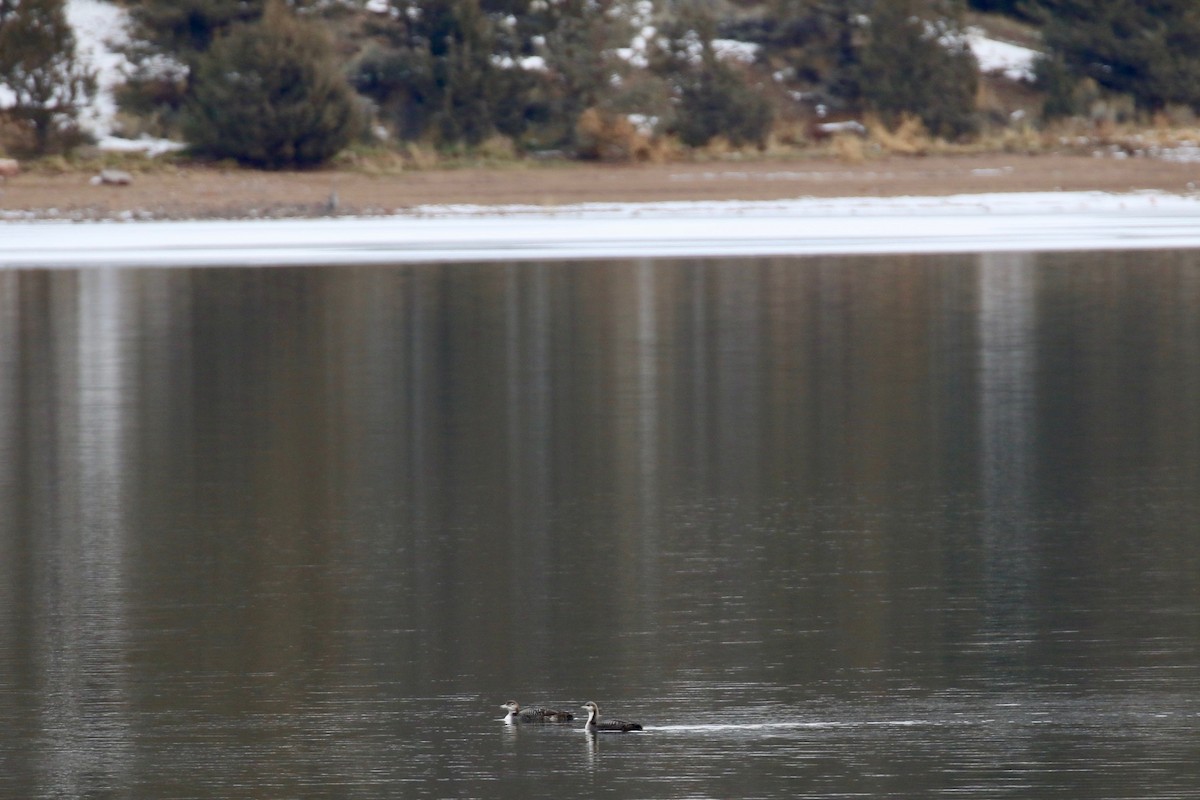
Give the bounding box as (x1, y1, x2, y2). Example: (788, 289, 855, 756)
(3, 153, 1200, 221)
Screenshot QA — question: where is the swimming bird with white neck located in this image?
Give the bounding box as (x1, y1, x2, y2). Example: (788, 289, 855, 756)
(581, 701, 642, 732)
(500, 701, 574, 723)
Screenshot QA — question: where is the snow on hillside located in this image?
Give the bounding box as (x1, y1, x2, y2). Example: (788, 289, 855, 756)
(65, 0, 185, 155)
(966, 27, 1037, 81)
(65, 0, 127, 137)
(5, 2, 1036, 158)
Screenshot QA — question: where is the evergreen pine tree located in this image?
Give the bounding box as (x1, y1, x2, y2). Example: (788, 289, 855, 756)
(1033, 52, 1083, 120)
(127, 0, 328, 65)
(539, 0, 632, 135)
(0, 0, 95, 155)
(660, 12, 774, 148)
(352, 41, 437, 142)
(128, 0, 264, 65)
(354, 0, 540, 147)
(121, 0, 338, 142)
(759, 0, 870, 110)
(430, 0, 502, 145)
(182, 2, 359, 168)
(853, 0, 978, 139)
(1035, 0, 1200, 111)
(675, 57, 775, 148)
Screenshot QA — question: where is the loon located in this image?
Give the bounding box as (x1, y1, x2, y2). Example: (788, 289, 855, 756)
(582, 701, 643, 732)
(500, 701, 575, 723)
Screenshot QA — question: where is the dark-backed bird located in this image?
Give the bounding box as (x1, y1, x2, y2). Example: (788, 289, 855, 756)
(500, 701, 575, 723)
(582, 700, 642, 732)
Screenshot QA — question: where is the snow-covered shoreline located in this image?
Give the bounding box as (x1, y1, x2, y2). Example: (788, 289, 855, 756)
(4, 191, 1200, 268)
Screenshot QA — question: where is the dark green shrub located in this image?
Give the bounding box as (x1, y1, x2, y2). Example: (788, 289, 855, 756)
(538, 0, 633, 144)
(353, 0, 531, 147)
(430, 10, 503, 147)
(675, 60, 774, 148)
(129, 0, 264, 65)
(1033, 53, 1083, 120)
(127, 0, 331, 65)
(183, 2, 359, 168)
(854, 0, 979, 139)
(655, 12, 774, 150)
(1035, 0, 1200, 112)
(352, 44, 436, 142)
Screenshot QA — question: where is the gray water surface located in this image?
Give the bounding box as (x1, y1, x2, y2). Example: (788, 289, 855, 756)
(1, 251, 1199, 798)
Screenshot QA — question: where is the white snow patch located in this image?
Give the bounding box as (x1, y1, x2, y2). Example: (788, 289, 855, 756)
(815, 120, 867, 137)
(5, 192, 1200, 268)
(617, 25, 661, 69)
(95, 134, 185, 156)
(59, 0, 186, 154)
(492, 54, 548, 72)
(519, 55, 548, 72)
(1143, 144, 1200, 163)
(966, 28, 1037, 82)
(711, 39, 760, 65)
(627, 113, 657, 135)
(65, 0, 131, 137)
(618, 28, 758, 69)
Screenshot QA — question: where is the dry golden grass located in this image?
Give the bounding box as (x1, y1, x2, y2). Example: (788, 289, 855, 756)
(575, 108, 654, 162)
(867, 115, 932, 156)
(830, 134, 867, 164)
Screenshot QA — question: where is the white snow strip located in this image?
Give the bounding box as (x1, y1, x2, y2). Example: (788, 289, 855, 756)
(4, 192, 1200, 268)
(95, 135, 186, 156)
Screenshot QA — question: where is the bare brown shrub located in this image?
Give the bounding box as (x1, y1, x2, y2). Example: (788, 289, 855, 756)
(574, 108, 653, 162)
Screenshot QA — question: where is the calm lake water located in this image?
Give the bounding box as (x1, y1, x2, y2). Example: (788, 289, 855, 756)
(1, 251, 1199, 799)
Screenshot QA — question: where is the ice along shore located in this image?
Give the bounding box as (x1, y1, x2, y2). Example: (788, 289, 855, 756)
(4, 191, 1200, 268)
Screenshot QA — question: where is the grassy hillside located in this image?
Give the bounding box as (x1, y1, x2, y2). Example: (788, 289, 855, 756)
(5, 1, 1200, 168)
